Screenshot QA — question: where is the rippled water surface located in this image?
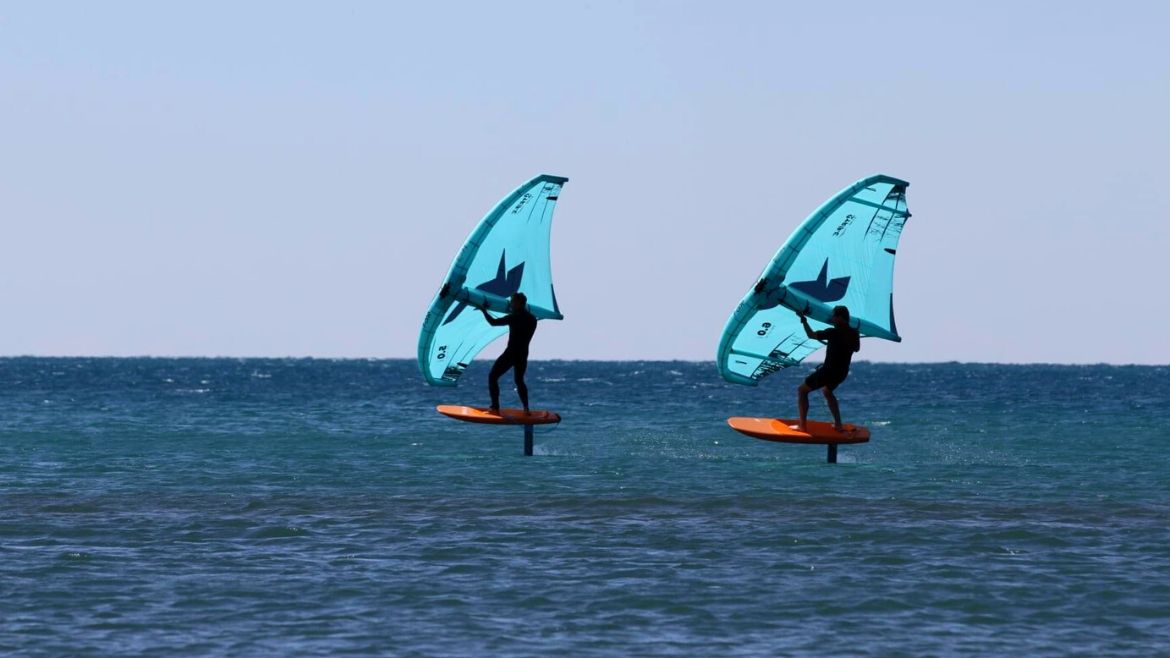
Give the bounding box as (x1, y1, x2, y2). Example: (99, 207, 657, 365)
(2, 358, 1168, 656)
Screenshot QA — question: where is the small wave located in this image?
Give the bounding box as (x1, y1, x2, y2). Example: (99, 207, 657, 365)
(250, 526, 309, 539)
(40, 502, 103, 514)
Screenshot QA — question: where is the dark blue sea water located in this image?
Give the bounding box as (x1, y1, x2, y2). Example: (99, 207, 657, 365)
(1, 358, 1168, 657)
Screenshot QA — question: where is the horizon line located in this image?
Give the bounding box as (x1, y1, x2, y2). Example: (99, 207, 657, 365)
(0, 355, 1166, 368)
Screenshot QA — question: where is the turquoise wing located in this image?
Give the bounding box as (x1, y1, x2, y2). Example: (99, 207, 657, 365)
(717, 174, 911, 385)
(418, 174, 568, 386)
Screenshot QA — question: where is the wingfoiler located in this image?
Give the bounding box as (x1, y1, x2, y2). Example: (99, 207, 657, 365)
(418, 174, 569, 455)
(719, 174, 912, 461)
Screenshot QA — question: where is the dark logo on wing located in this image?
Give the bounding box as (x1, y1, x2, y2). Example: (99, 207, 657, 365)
(442, 251, 525, 325)
(790, 258, 850, 303)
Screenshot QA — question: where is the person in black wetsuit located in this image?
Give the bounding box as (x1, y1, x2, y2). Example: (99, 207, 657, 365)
(795, 305, 860, 432)
(480, 292, 538, 414)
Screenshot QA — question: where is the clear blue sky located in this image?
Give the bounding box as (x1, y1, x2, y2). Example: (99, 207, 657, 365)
(2, 1, 1167, 363)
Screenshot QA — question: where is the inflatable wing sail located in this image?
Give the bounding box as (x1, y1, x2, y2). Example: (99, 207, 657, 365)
(717, 174, 911, 386)
(418, 174, 568, 386)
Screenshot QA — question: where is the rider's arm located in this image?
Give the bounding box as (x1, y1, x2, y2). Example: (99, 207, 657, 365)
(481, 307, 509, 327)
(798, 313, 820, 340)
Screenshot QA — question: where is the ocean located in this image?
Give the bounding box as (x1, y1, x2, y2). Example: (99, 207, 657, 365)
(1, 358, 1168, 657)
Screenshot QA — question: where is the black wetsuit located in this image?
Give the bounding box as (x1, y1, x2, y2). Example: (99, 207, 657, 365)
(485, 309, 538, 410)
(804, 326, 860, 392)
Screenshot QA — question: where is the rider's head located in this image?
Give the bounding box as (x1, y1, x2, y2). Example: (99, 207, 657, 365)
(510, 292, 528, 312)
(831, 305, 850, 327)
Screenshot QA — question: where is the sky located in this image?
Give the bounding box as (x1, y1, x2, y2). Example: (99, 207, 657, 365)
(1, 1, 1168, 363)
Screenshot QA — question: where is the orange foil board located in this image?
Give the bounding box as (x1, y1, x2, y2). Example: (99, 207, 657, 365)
(727, 417, 870, 444)
(437, 405, 561, 425)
